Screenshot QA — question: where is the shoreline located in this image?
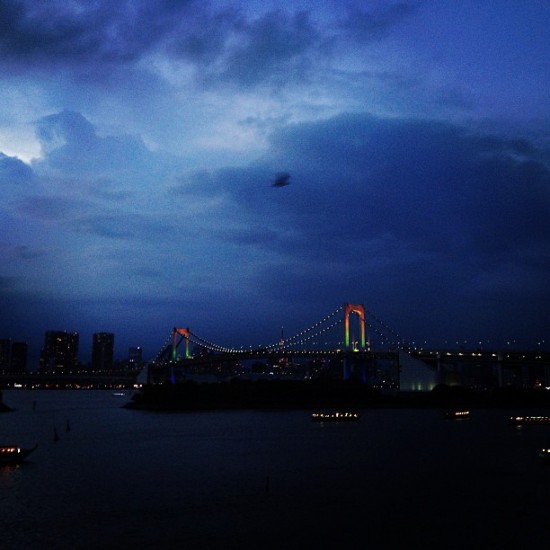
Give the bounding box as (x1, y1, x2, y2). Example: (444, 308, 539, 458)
(123, 379, 550, 412)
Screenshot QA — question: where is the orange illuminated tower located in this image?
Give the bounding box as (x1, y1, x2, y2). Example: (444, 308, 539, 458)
(172, 328, 191, 360)
(344, 303, 366, 350)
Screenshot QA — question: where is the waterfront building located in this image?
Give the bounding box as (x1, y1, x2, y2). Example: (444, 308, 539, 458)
(10, 342, 28, 372)
(0, 339, 28, 372)
(0, 339, 10, 371)
(92, 332, 115, 371)
(128, 346, 143, 369)
(40, 331, 79, 372)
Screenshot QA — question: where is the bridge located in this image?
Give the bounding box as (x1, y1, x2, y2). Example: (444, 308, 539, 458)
(146, 302, 550, 390)
(155, 303, 401, 361)
(1, 303, 547, 391)
(143, 303, 402, 386)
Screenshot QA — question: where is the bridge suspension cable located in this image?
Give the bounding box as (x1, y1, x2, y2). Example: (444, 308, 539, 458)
(154, 331, 176, 363)
(186, 330, 241, 354)
(156, 303, 407, 361)
(360, 309, 406, 349)
(264, 306, 344, 351)
(280, 318, 343, 350)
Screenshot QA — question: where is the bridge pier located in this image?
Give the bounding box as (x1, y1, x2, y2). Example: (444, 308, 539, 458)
(343, 357, 352, 381)
(343, 354, 369, 383)
(497, 353, 503, 387)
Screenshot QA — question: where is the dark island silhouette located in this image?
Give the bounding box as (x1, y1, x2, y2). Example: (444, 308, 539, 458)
(0, 390, 13, 412)
(123, 379, 550, 411)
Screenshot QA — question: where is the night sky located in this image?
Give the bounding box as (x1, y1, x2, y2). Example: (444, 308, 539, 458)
(1, 0, 549, 364)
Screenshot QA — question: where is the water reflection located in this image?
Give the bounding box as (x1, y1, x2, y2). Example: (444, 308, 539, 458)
(1, 390, 550, 548)
(0, 463, 24, 488)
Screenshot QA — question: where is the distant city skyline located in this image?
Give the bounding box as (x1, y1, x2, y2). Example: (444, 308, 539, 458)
(1, 1, 548, 363)
(1, 318, 547, 373)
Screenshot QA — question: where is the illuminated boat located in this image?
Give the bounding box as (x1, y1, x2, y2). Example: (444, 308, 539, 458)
(0, 445, 37, 465)
(445, 410, 470, 419)
(311, 412, 360, 422)
(538, 448, 550, 461)
(509, 416, 550, 426)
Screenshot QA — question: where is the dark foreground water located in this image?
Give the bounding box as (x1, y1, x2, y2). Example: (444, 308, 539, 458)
(2, 390, 550, 549)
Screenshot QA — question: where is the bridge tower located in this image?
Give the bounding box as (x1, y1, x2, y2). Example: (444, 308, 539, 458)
(172, 328, 191, 361)
(344, 303, 367, 351)
(343, 303, 368, 381)
(278, 327, 287, 368)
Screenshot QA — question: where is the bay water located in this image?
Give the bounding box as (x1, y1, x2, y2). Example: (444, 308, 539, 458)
(1, 390, 550, 549)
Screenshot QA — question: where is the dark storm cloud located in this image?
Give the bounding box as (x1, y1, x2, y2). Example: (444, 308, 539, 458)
(161, 6, 323, 89)
(192, 112, 550, 268)
(12, 244, 45, 260)
(87, 178, 132, 202)
(204, 10, 320, 88)
(217, 226, 281, 247)
(175, 4, 417, 89)
(73, 213, 172, 241)
(187, 113, 549, 343)
(169, 4, 243, 64)
(0, 1, 414, 90)
(18, 110, 182, 228)
(0, 151, 35, 187)
(0, 242, 45, 263)
(339, 2, 416, 43)
(34, 110, 156, 175)
(257, 114, 550, 258)
(35, 110, 97, 153)
(1, 0, 307, 83)
(1, 2, 548, 360)
(15, 195, 91, 221)
(0, 0, 195, 68)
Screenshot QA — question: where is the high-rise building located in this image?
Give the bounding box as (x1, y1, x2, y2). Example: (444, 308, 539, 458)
(128, 346, 143, 369)
(10, 342, 28, 372)
(92, 332, 114, 371)
(0, 339, 10, 371)
(40, 331, 79, 372)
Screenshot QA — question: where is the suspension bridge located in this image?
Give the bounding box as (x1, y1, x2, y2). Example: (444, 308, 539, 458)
(145, 302, 550, 390)
(142, 303, 405, 387)
(153, 303, 403, 363)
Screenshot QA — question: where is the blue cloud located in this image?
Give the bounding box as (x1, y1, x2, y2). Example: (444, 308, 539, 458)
(0, 1, 548, 362)
(0, 151, 35, 188)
